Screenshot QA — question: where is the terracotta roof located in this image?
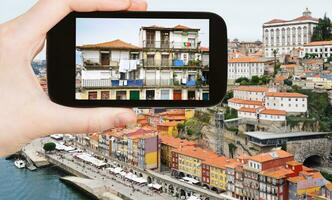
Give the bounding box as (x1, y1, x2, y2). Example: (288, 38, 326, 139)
(89, 133, 99, 141)
(78, 39, 140, 50)
(304, 40, 332, 46)
(228, 98, 263, 106)
(260, 166, 294, 179)
(288, 175, 306, 183)
(250, 150, 293, 163)
(260, 109, 287, 116)
(325, 182, 332, 190)
(266, 92, 307, 98)
(173, 146, 219, 161)
(174, 24, 192, 30)
(159, 109, 185, 116)
(234, 86, 268, 92)
(264, 19, 288, 24)
(239, 107, 257, 113)
(159, 135, 196, 148)
(275, 75, 287, 82)
(286, 160, 302, 166)
(203, 157, 235, 169)
(291, 15, 318, 22)
(229, 57, 265, 63)
(225, 160, 244, 169)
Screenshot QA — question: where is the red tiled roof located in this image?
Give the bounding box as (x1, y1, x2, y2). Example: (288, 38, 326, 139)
(239, 107, 257, 113)
(264, 19, 288, 24)
(326, 182, 332, 191)
(229, 57, 265, 63)
(157, 122, 178, 127)
(78, 39, 140, 50)
(203, 157, 236, 169)
(234, 86, 268, 92)
(291, 15, 318, 22)
(228, 98, 263, 106)
(260, 166, 294, 179)
(304, 40, 332, 46)
(173, 146, 219, 161)
(266, 92, 307, 98)
(260, 109, 287, 116)
(159, 135, 196, 148)
(250, 150, 293, 163)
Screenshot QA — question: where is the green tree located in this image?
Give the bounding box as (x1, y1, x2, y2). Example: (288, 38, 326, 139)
(311, 14, 332, 41)
(251, 76, 260, 85)
(235, 77, 250, 84)
(228, 143, 237, 158)
(43, 142, 56, 152)
(284, 79, 293, 86)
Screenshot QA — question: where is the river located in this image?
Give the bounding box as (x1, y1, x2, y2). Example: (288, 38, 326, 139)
(0, 158, 90, 200)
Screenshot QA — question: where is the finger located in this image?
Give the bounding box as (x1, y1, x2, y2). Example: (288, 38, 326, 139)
(7, 0, 133, 40)
(47, 103, 137, 134)
(128, 0, 148, 11)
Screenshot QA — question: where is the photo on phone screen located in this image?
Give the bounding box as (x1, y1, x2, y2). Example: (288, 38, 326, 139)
(75, 18, 210, 101)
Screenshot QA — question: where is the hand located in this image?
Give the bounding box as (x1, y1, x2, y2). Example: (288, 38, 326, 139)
(0, 0, 147, 157)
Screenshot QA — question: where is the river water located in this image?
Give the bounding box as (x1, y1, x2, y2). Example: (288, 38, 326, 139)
(0, 158, 90, 200)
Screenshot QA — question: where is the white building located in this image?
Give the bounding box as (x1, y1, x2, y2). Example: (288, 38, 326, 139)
(233, 86, 269, 101)
(263, 8, 318, 58)
(228, 57, 265, 81)
(300, 40, 332, 59)
(265, 92, 308, 113)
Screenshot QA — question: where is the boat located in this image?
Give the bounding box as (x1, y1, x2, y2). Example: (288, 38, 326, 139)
(14, 160, 26, 169)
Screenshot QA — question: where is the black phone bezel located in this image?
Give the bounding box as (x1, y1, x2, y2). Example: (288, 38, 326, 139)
(47, 11, 227, 108)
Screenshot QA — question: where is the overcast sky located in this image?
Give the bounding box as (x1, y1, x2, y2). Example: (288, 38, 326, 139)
(1, 0, 332, 59)
(76, 18, 209, 47)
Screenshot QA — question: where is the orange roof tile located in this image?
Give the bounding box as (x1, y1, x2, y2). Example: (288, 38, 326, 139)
(266, 92, 307, 98)
(229, 57, 265, 63)
(291, 15, 318, 22)
(163, 115, 186, 120)
(250, 150, 293, 163)
(264, 19, 288, 24)
(78, 39, 140, 50)
(159, 135, 196, 148)
(260, 166, 294, 179)
(325, 183, 332, 190)
(203, 157, 236, 169)
(225, 160, 244, 169)
(174, 24, 192, 30)
(239, 107, 257, 113)
(260, 109, 287, 116)
(89, 133, 99, 141)
(275, 75, 287, 82)
(228, 98, 263, 106)
(173, 146, 219, 161)
(288, 175, 306, 183)
(286, 160, 302, 166)
(304, 40, 332, 46)
(234, 86, 268, 92)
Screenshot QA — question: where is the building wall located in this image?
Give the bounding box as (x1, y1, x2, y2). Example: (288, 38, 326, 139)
(263, 22, 317, 57)
(301, 44, 332, 59)
(259, 114, 286, 121)
(234, 90, 266, 101)
(209, 166, 227, 191)
(228, 62, 265, 80)
(265, 96, 307, 113)
(178, 154, 202, 179)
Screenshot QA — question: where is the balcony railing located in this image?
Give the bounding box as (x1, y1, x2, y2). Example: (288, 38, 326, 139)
(111, 80, 144, 87)
(81, 79, 113, 88)
(143, 59, 204, 67)
(143, 41, 199, 50)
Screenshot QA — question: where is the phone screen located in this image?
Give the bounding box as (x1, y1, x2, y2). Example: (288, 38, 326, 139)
(75, 18, 210, 101)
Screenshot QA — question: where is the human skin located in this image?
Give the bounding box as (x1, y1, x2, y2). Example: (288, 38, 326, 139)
(0, 0, 147, 157)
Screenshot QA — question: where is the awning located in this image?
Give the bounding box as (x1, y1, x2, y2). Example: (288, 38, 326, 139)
(148, 183, 162, 190)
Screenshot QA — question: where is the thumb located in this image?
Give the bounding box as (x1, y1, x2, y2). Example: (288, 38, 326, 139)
(47, 103, 137, 134)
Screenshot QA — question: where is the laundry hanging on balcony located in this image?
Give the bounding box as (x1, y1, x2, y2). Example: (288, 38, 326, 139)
(119, 60, 140, 73)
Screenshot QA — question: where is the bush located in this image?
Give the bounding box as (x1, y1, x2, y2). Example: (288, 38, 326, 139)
(43, 142, 56, 152)
(321, 171, 332, 182)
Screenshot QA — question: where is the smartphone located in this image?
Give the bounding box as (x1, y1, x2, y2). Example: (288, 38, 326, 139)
(47, 11, 227, 107)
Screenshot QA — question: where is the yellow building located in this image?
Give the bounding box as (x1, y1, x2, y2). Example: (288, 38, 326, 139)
(172, 146, 218, 180)
(159, 135, 196, 168)
(202, 156, 229, 191)
(157, 122, 179, 137)
(185, 109, 195, 120)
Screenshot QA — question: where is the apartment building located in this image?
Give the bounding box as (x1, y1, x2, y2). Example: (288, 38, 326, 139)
(139, 25, 209, 100)
(76, 25, 209, 100)
(263, 8, 318, 57)
(243, 150, 294, 200)
(300, 40, 332, 59)
(228, 57, 266, 82)
(228, 86, 308, 121)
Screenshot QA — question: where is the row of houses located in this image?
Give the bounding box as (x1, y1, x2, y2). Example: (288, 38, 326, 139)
(76, 25, 210, 100)
(160, 135, 331, 200)
(227, 86, 308, 122)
